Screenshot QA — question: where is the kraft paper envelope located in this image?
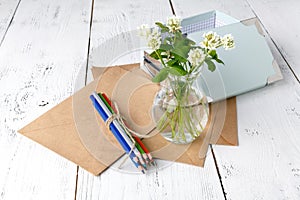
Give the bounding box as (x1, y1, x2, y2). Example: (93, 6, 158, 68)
(91, 64, 237, 165)
(19, 63, 237, 175)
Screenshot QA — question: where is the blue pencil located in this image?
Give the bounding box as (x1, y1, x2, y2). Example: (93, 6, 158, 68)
(90, 95, 145, 173)
(92, 92, 146, 167)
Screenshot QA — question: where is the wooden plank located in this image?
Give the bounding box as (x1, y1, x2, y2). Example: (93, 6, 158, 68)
(213, 29, 300, 199)
(0, 0, 20, 45)
(171, 0, 255, 21)
(76, 0, 225, 199)
(170, 1, 300, 199)
(0, 0, 92, 199)
(86, 0, 174, 82)
(77, 154, 224, 199)
(245, 0, 300, 80)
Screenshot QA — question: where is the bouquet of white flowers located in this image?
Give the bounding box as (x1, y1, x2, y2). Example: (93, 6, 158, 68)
(139, 16, 235, 144)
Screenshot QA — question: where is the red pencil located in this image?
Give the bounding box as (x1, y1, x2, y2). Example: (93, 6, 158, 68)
(101, 93, 154, 164)
(133, 136, 154, 164)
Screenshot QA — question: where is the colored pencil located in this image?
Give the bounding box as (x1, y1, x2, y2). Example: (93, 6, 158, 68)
(90, 95, 145, 174)
(92, 92, 146, 167)
(97, 93, 147, 168)
(101, 93, 152, 165)
(133, 136, 153, 164)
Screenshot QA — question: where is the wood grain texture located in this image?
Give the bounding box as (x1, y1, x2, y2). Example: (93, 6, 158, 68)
(2, 0, 299, 199)
(245, 0, 300, 80)
(213, 30, 300, 200)
(86, 0, 175, 82)
(171, 0, 255, 21)
(0, 0, 92, 199)
(0, 0, 20, 45)
(172, 1, 300, 199)
(76, 154, 224, 200)
(76, 0, 225, 199)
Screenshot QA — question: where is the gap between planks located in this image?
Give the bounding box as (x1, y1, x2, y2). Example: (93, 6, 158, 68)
(74, 166, 79, 200)
(74, 0, 95, 199)
(211, 145, 227, 200)
(169, 0, 227, 198)
(77, 1, 227, 199)
(84, 0, 95, 86)
(0, 0, 22, 47)
(168, 0, 176, 15)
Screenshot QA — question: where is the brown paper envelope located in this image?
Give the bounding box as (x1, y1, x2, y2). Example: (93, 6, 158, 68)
(18, 65, 140, 175)
(18, 64, 148, 176)
(92, 64, 238, 165)
(18, 88, 107, 175)
(18, 63, 237, 176)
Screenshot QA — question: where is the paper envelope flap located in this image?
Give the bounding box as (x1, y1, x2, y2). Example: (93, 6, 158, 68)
(18, 96, 107, 175)
(18, 98, 73, 133)
(92, 63, 141, 80)
(214, 97, 238, 146)
(91, 67, 105, 80)
(188, 21, 281, 101)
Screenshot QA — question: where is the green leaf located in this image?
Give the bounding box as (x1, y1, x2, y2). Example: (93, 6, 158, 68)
(209, 50, 224, 65)
(155, 22, 169, 32)
(183, 37, 196, 46)
(155, 22, 167, 29)
(166, 59, 178, 66)
(171, 38, 194, 59)
(205, 58, 216, 72)
(149, 49, 167, 60)
(171, 51, 188, 62)
(152, 67, 169, 82)
(168, 66, 187, 76)
(160, 44, 172, 51)
(214, 58, 224, 65)
(149, 51, 159, 60)
(209, 50, 217, 59)
(170, 62, 186, 72)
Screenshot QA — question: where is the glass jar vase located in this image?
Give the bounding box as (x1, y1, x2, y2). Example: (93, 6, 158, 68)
(152, 70, 209, 144)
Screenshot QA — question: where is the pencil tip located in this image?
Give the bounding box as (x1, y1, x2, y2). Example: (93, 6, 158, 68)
(147, 154, 153, 161)
(138, 166, 146, 174)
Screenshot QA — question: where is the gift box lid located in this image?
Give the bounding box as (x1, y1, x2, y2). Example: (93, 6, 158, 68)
(184, 11, 282, 101)
(144, 10, 282, 102)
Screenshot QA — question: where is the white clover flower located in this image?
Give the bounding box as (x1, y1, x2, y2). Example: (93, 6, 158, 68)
(147, 36, 161, 50)
(147, 29, 161, 50)
(138, 24, 151, 38)
(188, 48, 205, 67)
(222, 34, 235, 50)
(151, 27, 160, 38)
(166, 16, 182, 32)
(201, 31, 222, 50)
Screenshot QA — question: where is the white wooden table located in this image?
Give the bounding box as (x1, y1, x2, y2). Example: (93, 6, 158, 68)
(1, 0, 300, 199)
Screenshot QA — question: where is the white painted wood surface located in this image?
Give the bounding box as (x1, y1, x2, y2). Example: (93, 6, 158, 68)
(0, 0, 20, 45)
(171, 0, 255, 21)
(1, 0, 300, 199)
(77, 0, 224, 199)
(0, 0, 92, 199)
(173, 0, 300, 199)
(245, 0, 300, 81)
(213, 10, 300, 200)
